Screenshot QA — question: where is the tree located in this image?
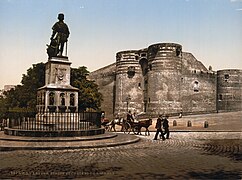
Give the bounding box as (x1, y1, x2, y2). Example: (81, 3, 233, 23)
(2, 63, 102, 112)
(0, 95, 8, 119)
(71, 66, 103, 111)
(3, 63, 45, 112)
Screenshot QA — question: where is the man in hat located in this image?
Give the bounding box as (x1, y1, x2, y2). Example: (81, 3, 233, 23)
(127, 110, 134, 124)
(153, 114, 165, 141)
(162, 114, 170, 139)
(50, 13, 70, 56)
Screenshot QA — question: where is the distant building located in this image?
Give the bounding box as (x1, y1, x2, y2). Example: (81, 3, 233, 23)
(0, 85, 16, 97)
(89, 42, 242, 118)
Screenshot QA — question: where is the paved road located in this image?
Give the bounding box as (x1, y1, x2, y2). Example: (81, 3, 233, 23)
(0, 132, 242, 179)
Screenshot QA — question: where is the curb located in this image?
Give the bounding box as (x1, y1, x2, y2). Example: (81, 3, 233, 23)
(0, 133, 117, 142)
(0, 134, 140, 151)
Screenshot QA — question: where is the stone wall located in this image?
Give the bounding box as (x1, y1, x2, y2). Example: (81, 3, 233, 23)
(217, 69, 242, 111)
(146, 43, 182, 115)
(180, 52, 217, 113)
(180, 73, 217, 113)
(88, 63, 116, 119)
(115, 50, 143, 117)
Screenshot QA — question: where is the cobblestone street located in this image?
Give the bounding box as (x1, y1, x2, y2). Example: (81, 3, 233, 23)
(0, 132, 242, 179)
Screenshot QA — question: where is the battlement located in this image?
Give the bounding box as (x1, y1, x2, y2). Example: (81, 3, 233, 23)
(116, 50, 139, 62)
(148, 43, 182, 60)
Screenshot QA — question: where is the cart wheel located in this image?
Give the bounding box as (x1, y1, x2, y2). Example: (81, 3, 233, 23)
(133, 126, 140, 135)
(123, 122, 131, 134)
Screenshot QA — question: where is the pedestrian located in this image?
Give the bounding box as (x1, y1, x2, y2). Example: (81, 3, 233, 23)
(163, 115, 170, 139)
(127, 110, 134, 123)
(153, 115, 165, 141)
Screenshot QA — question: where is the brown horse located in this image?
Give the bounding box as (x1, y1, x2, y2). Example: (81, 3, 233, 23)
(135, 118, 152, 136)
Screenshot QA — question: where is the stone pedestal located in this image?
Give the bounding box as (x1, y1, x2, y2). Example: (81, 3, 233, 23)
(37, 56, 79, 113)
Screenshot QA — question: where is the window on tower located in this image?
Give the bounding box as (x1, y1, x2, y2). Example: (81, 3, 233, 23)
(194, 81, 199, 92)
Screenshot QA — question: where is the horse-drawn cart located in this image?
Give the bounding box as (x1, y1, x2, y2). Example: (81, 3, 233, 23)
(123, 119, 152, 135)
(103, 118, 152, 136)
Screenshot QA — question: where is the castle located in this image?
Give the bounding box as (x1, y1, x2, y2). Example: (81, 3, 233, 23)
(89, 42, 242, 119)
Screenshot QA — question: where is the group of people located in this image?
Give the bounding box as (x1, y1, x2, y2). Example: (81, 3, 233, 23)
(153, 114, 170, 141)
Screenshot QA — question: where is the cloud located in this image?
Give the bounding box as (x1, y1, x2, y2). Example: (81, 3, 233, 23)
(236, 8, 242, 10)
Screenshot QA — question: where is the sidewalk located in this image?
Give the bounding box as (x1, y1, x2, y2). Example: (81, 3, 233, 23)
(111, 111, 242, 132)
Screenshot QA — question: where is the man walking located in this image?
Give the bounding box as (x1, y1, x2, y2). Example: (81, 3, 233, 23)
(163, 115, 170, 139)
(153, 115, 165, 141)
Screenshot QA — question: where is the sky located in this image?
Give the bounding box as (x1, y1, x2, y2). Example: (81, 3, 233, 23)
(0, 0, 242, 89)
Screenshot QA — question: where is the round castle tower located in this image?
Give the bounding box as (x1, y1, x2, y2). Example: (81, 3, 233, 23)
(115, 50, 143, 116)
(146, 43, 182, 115)
(217, 69, 242, 111)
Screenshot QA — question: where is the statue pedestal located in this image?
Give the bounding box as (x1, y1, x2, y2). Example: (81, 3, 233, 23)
(37, 56, 79, 113)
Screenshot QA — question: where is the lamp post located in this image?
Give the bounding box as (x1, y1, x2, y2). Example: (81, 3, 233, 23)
(126, 95, 131, 112)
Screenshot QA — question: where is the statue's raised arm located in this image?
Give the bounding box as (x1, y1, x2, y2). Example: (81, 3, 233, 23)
(47, 13, 70, 59)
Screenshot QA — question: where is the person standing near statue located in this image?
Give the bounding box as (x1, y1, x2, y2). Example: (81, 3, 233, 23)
(50, 13, 70, 57)
(153, 114, 165, 141)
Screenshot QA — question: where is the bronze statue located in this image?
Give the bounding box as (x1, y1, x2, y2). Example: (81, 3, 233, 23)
(47, 13, 70, 58)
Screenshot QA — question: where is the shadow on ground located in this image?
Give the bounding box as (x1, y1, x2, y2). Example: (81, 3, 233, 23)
(187, 169, 242, 179)
(197, 139, 242, 162)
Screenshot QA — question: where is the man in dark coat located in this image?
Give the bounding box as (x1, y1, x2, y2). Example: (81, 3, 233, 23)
(127, 110, 134, 123)
(163, 115, 170, 139)
(50, 13, 70, 57)
(153, 115, 165, 140)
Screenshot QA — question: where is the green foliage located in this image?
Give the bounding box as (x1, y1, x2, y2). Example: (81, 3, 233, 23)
(2, 62, 45, 112)
(1, 63, 102, 114)
(0, 95, 8, 119)
(71, 66, 103, 111)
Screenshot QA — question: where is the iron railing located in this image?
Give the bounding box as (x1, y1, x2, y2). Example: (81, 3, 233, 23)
(6, 112, 101, 131)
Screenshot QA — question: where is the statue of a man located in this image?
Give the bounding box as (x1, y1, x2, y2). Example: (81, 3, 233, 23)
(48, 13, 70, 58)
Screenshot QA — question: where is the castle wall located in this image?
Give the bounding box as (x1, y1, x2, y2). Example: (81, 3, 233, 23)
(89, 42, 242, 118)
(115, 51, 143, 117)
(182, 52, 208, 73)
(180, 52, 217, 113)
(180, 72, 217, 113)
(146, 43, 182, 115)
(217, 69, 242, 111)
(88, 63, 116, 119)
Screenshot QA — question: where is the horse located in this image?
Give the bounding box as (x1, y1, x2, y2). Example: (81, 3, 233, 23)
(103, 117, 132, 132)
(134, 118, 152, 136)
(108, 118, 125, 132)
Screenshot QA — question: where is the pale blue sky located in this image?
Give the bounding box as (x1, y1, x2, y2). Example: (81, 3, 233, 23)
(0, 0, 242, 89)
